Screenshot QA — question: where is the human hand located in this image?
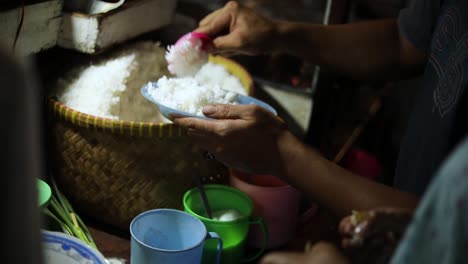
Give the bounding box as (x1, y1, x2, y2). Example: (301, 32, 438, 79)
(195, 1, 278, 56)
(260, 242, 350, 264)
(339, 208, 413, 264)
(172, 104, 296, 175)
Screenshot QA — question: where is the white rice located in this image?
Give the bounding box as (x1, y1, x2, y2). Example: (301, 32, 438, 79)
(56, 42, 170, 122)
(165, 36, 208, 77)
(147, 76, 239, 116)
(148, 61, 248, 117)
(56, 41, 247, 122)
(195, 63, 246, 95)
(57, 54, 135, 120)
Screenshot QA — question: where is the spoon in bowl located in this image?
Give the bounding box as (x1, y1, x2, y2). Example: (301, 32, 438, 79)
(194, 173, 213, 219)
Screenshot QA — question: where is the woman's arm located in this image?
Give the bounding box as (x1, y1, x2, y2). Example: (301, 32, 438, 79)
(274, 19, 426, 81)
(272, 128, 418, 217)
(196, 1, 427, 81)
(173, 104, 419, 218)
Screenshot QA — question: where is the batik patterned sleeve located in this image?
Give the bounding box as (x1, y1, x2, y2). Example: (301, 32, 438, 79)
(390, 136, 468, 264)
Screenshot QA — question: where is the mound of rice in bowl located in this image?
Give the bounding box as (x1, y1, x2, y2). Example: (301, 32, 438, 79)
(147, 76, 239, 116)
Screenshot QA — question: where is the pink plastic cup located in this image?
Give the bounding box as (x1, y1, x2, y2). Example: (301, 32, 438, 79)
(229, 170, 302, 249)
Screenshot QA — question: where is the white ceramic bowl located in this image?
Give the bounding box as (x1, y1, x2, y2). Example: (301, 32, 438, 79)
(42, 230, 107, 264)
(141, 82, 277, 120)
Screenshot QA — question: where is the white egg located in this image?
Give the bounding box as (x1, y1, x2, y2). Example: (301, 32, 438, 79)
(212, 209, 243, 222)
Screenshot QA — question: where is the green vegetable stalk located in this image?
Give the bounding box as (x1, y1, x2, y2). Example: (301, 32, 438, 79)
(43, 177, 97, 249)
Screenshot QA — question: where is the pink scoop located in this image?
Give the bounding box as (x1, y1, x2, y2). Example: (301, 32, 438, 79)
(175, 32, 213, 51)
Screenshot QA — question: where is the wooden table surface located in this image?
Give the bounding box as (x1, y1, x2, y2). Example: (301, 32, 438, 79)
(88, 207, 340, 263)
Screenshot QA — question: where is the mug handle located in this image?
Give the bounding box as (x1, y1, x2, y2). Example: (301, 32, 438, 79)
(242, 217, 269, 263)
(205, 232, 223, 264)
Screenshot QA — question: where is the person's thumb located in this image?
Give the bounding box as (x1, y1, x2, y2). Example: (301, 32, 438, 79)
(260, 252, 308, 264)
(202, 104, 246, 119)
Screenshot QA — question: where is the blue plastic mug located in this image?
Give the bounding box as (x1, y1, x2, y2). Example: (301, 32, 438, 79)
(130, 209, 223, 264)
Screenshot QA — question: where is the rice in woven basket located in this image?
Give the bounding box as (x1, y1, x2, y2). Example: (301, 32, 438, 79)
(49, 41, 254, 230)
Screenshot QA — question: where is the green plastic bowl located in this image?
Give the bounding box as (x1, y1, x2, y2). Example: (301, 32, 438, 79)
(38, 179, 51, 207)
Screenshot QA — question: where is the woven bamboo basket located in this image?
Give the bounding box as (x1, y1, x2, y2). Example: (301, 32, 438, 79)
(49, 56, 254, 230)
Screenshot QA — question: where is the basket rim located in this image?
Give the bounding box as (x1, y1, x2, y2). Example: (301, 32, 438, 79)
(49, 56, 254, 138)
